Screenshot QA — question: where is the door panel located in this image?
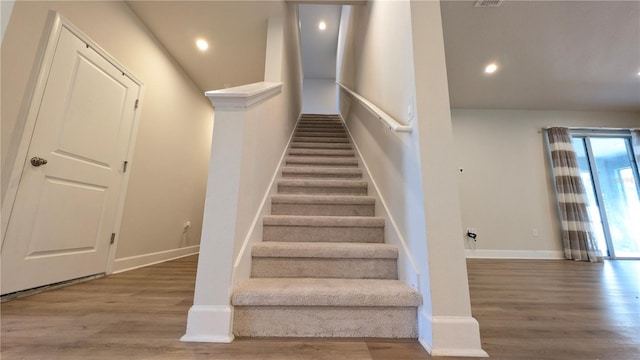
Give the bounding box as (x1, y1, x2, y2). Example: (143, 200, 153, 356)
(27, 177, 108, 257)
(1, 26, 139, 294)
(58, 55, 127, 166)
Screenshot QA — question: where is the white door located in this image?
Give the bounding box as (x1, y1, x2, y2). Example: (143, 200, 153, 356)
(1, 26, 140, 295)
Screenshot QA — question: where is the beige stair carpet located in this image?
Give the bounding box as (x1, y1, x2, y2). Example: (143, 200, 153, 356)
(232, 114, 421, 338)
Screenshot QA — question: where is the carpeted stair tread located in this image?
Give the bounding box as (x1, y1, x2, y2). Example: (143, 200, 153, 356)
(234, 113, 420, 339)
(299, 119, 342, 122)
(288, 148, 355, 157)
(294, 132, 348, 138)
(252, 242, 397, 259)
(300, 118, 342, 123)
(232, 278, 421, 307)
(271, 194, 374, 205)
(293, 137, 350, 143)
(296, 127, 345, 131)
(281, 167, 362, 179)
(286, 156, 358, 167)
(291, 142, 353, 149)
(271, 194, 374, 216)
(296, 127, 345, 132)
(278, 178, 367, 188)
(296, 125, 343, 129)
(264, 215, 384, 227)
(298, 121, 343, 125)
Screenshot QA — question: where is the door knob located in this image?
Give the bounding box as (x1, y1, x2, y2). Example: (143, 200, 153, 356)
(30, 157, 48, 167)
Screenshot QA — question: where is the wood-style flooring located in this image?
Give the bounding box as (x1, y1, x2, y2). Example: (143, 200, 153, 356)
(2, 255, 639, 359)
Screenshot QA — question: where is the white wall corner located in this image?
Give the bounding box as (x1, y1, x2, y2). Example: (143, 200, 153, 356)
(419, 311, 488, 357)
(181, 305, 234, 343)
(264, 17, 284, 82)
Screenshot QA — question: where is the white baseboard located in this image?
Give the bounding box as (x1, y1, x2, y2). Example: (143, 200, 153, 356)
(465, 249, 564, 259)
(112, 245, 200, 274)
(181, 305, 234, 343)
(419, 312, 488, 357)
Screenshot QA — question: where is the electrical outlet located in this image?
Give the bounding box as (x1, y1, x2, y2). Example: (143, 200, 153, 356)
(184, 221, 191, 230)
(532, 228, 539, 237)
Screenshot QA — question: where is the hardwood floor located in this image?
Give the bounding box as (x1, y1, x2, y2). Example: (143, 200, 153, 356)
(2, 255, 638, 359)
(466, 259, 640, 360)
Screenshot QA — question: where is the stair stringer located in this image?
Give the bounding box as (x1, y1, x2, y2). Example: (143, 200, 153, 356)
(230, 113, 302, 290)
(337, 114, 421, 292)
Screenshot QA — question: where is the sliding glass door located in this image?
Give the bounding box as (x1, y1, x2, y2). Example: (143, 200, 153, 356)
(571, 134, 640, 259)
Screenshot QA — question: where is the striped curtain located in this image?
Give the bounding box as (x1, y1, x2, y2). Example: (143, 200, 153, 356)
(547, 127, 602, 262)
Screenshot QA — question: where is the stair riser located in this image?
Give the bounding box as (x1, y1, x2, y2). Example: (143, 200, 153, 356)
(251, 258, 397, 279)
(285, 161, 358, 168)
(296, 126, 344, 130)
(234, 306, 417, 338)
(288, 149, 355, 157)
(296, 129, 345, 133)
(294, 137, 350, 143)
(271, 203, 374, 216)
(291, 143, 352, 150)
(298, 120, 342, 124)
(281, 173, 362, 179)
(297, 124, 343, 128)
(296, 127, 345, 131)
(278, 185, 367, 196)
(295, 132, 348, 138)
(263, 226, 384, 243)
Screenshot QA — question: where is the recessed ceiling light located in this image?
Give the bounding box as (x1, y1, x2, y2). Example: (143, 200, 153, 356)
(485, 63, 498, 74)
(196, 39, 208, 51)
(637, 71, 640, 76)
(318, 21, 327, 31)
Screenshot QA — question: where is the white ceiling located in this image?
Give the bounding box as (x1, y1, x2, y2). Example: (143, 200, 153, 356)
(126, 1, 284, 92)
(440, 0, 640, 111)
(299, 4, 342, 79)
(126, 0, 640, 112)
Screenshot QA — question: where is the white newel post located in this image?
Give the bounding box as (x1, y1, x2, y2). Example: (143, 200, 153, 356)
(409, 1, 486, 357)
(181, 82, 282, 343)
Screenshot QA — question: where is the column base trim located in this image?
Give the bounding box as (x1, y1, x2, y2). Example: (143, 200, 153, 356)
(181, 305, 234, 343)
(419, 311, 488, 357)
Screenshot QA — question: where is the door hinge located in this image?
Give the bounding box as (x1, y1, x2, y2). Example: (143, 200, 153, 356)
(134, 99, 139, 109)
(110, 233, 116, 245)
(123, 161, 128, 173)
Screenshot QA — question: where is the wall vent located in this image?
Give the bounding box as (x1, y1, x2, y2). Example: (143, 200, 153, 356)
(475, 0, 504, 7)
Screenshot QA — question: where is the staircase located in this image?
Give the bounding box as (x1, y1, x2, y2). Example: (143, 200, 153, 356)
(231, 114, 421, 338)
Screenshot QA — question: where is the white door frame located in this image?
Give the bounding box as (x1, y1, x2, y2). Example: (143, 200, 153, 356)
(0, 12, 145, 275)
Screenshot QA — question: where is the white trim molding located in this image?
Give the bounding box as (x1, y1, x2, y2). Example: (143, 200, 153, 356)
(181, 305, 234, 343)
(465, 249, 564, 259)
(112, 245, 199, 274)
(419, 312, 489, 357)
(205, 82, 282, 110)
